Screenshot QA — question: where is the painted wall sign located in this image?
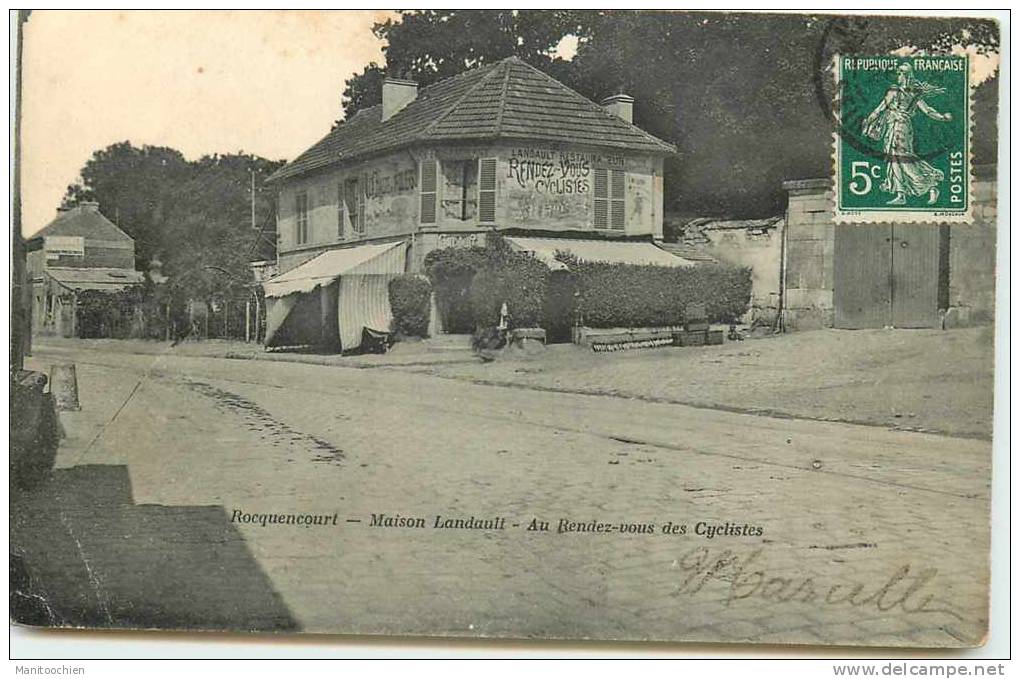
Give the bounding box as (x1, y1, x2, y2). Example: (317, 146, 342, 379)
(506, 148, 626, 197)
(44, 236, 85, 258)
(363, 168, 417, 199)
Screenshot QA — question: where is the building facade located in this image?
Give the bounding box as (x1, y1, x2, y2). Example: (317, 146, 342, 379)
(26, 202, 144, 337)
(268, 58, 674, 273)
(264, 57, 688, 349)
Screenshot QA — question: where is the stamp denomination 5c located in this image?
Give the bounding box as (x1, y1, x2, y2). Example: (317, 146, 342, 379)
(834, 54, 971, 223)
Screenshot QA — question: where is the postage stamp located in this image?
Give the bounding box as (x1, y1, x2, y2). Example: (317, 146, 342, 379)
(834, 54, 971, 223)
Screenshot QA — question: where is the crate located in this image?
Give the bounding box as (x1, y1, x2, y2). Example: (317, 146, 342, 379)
(684, 320, 710, 332)
(674, 330, 707, 347)
(706, 329, 724, 345)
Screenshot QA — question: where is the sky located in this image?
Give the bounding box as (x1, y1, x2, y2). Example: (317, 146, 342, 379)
(19, 10, 397, 236)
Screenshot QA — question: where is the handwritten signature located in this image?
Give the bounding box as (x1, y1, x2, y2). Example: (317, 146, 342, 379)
(673, 546, 963, 620)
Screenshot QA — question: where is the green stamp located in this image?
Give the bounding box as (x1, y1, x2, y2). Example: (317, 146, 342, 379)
(834, 54, 970, 223)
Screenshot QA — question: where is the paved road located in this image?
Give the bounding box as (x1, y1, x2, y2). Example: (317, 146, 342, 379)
(13, 344, 991, 647)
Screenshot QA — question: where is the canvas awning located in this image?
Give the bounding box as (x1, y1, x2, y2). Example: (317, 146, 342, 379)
(504, 237, 698, 270)
(46, 267, 144, 292)
(263, 240, 409, 351)
(263, 241, 407, 298)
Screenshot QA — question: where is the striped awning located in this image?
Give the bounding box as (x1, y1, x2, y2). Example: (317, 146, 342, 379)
(263, 241, 407, 298)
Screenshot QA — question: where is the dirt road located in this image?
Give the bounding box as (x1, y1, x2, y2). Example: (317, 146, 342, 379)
(12, 343, 991, 647)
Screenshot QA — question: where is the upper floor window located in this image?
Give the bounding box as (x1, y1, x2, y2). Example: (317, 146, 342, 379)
(345, 178, 365, 235)
(441, 160, 478, 221)
(593, 168, 625, 230)
(337, 183, 347, 240)
(478, 158, 497, 224)
(295, 191, 309, 244)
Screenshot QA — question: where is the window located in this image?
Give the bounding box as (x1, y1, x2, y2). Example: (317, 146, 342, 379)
(420, 159, 438, 225)
(337, 183, 347, 239)
(295, 191, 309, 244)
(594, 168, 625, 230)
(478, 158, 497, 224)
(441, 160, 477, 221)
(345, 178, 364, 235)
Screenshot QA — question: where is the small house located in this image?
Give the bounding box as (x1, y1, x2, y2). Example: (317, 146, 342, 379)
(263, 56, 695, 351)
(26, 202, 144, 337)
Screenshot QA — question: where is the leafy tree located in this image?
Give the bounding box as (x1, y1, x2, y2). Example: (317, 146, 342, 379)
(63, 143, 189, 268)
(339, 11, 998, 223)
(568, 11, 999, 220)
(62, 144, 284, 301)
(340, 10, 599, 119)
(159, 153, 283, 302)
(337, 62, 387, 128)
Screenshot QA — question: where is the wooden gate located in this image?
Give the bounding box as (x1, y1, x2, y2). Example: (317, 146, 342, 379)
(833, 224, 940, 329)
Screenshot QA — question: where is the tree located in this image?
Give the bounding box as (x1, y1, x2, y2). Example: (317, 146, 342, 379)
(340, 10, 599, 119)
(567, 12, 999, 221)
(62, 144, 284, 301)
(338, 11, 998, 223)
(337, 62, 386, 127)
(159, 153, 283, 302)
(63, 142, 189, 268)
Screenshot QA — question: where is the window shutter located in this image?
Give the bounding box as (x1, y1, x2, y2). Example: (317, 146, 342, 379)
(420, 160, 438, 224)
(610, 170, 626, 230)
(296, 192, 309, 244)
(593, 168, 608, 229)
(356, 182, 366, 234)
(478, 158, 497, 223)
(337, 183, 346, 239)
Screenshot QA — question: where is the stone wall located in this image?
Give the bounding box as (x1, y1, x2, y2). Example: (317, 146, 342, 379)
(698, 224, 783, 325)
(945, 169, 997, 327)
(781, 179, 834, 330)
(781, 166, 997, 330)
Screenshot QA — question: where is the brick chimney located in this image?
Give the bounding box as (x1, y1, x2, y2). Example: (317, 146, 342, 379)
(382, 77, 418, 121)
(601, 93, 634, 124)
(79, 201, 100, 212)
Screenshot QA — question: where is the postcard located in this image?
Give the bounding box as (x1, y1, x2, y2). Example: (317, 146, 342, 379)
(10, 9, 1001, 649)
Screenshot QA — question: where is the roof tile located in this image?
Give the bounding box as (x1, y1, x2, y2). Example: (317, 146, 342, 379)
(269, 57, 675, 183)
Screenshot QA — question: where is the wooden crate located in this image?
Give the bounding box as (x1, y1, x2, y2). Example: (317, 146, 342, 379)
(674, 330, 707, 347)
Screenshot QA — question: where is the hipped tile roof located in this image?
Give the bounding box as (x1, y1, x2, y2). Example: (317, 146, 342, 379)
(32, 205, 134, 243)
(268, 57, 675, 183)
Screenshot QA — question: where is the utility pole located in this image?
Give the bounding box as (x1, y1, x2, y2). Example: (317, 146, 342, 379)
(11, 11, 30, 369)
(250, 167, 256, 230)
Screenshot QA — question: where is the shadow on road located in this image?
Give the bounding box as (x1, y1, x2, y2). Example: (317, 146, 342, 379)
(10, 464, 298, 632)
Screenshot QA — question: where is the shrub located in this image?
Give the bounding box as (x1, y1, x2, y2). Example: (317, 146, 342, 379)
(426, 234, 548, 331)
(424, 245, 489, 333)
(566, 259, 752, 328)
(468, 253, 549, 329)
(388, 274, 432, 338)
(425, 234, 749, 332)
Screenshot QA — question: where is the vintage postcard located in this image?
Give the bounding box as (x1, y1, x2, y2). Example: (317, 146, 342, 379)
(9, 10, 1002, 651)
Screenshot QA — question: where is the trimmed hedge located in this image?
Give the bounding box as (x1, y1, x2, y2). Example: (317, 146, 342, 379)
(388, 274, 432, 338)
(566, 259, 752, 328)
(425, 235, 751, 333)
(426, 234, 549, 331)
(468, 253, 550, 328)
(424, 245, 489, 333)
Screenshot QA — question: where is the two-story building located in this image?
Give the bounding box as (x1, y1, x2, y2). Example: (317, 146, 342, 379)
(27, 201, 144, 337)
(263, 56, 692, 350)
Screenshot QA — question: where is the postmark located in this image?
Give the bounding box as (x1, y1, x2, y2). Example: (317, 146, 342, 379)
(833, 54, 971, 223)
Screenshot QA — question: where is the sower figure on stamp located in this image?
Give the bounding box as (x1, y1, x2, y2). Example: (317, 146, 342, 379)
(862, 62, 953, 205)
